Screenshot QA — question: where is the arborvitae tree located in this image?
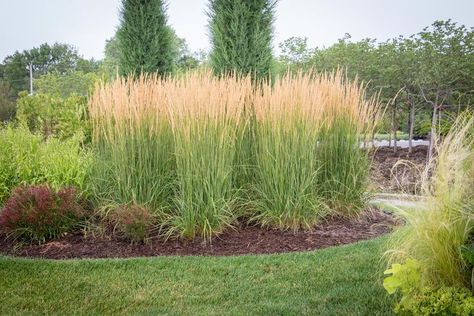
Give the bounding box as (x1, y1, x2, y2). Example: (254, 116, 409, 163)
(208, 0, 276, 81)
(117, 0, 175, 76)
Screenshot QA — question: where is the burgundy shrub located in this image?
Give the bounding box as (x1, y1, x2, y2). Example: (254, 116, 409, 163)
(110, 205, 154, 243)
(0, 185, 85, 243)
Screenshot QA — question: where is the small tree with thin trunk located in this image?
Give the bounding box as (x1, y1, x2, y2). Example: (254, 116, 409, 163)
(117, 0, 175, 76)
(208, 0, 276, 82)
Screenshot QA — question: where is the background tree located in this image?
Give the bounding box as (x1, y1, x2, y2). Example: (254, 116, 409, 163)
(275, 20, 474, 154)
(415, 20, 474, 158)
(208, 0, 277, 81)
(278, 37, 314, 72)
(173, 36, 200, 71)
(100, 36, 121, 78)
(117, 0, 176, 76)
(0, 80, 15, 121)
(34, 71, 98, 98)
(1, 43, 97, 97)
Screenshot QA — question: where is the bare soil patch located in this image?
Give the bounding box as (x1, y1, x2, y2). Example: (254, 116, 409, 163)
(0, 209, 397, 259)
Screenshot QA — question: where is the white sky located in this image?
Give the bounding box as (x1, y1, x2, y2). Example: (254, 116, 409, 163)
(0, 0, 473, 61)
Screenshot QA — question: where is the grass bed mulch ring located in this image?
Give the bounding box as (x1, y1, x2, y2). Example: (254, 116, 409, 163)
(0, 209, 398, 259)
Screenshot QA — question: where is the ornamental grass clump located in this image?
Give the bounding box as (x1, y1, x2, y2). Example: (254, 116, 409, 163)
(387, 116, 474, 288)
(384, 116, 474, 315)
(250, 74, 325, 230)
(250, 72, 378, 229)
(89, 75, 175, 212)
(89, 71, 378, 239)
(315, 74, 378, 215)
(89, 72, 252, 240)
(164, 73, 251, 239)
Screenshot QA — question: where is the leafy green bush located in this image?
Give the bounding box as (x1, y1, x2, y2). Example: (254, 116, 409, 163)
(384, 259, 474, 315)
(0, 126, 92, 204)
(0, 185, 86, 243)
(16, 92, 89, 140)
(34, 71, 98, 97)
(395, 286, 474, 316)
(383, 259, 422, 296)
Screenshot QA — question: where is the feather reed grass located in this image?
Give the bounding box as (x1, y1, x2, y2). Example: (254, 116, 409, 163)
(250, 71, 379, 229)
(89, 75, 174, 212)
(89, 71, 378, 239)
(164, 73, 251, 239)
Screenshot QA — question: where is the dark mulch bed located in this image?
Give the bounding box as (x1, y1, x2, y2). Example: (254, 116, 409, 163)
(370, 145, 428, 194)
(0, 209, 398, 259)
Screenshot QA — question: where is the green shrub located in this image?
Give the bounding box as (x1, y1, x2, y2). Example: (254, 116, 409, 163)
(109, 204, 154, 243)
(383, 259, 422, 296)
(0, 185, 86, 244)
(117, 0, 176, 76)
(384, 259, 474, 315)
(0, 126, 92, 204)
(395, 286, 474, 316)
(34, 71, 98, 98)
(16, 92, 89, 140)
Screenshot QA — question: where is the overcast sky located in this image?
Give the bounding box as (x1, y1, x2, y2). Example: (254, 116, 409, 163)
(1, 0, 473, 61)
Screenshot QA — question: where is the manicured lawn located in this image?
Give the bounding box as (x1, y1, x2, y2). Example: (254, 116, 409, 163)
(0, 237, 394, 315)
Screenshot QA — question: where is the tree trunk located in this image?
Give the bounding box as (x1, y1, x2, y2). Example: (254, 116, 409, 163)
(428, 105, 438, 161)
(392, 103, 397, 153)
(408, 96, 415, 154)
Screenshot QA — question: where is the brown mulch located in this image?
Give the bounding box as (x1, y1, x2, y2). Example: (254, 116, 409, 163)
(0, 209, 398, 259)
(370, 146, 428, 194)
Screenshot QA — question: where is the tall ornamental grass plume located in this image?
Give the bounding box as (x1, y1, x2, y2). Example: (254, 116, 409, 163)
(250, 71, 379, 230)
(250, 73, 325, 230)
(315, 73, 379, 215)
(164, 72, 251, 240)
(386, 115, 474, 288)
(89, 75, 175, 213)
(89, 70, 378, 239)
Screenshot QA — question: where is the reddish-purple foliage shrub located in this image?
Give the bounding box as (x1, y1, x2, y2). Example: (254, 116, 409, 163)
(110, 205, 154, 243)
(0, 185, 85, 243)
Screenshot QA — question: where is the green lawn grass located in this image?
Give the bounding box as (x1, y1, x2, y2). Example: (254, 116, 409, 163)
(0, 237, 394, 315)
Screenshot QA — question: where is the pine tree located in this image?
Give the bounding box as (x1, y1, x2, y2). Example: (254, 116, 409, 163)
(208, 0, 277, 82)
(117, 0, 176, 76)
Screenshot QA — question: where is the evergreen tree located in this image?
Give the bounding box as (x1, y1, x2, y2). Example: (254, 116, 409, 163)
(208, 0, 276, 81)
(117, 0, 175, 76)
